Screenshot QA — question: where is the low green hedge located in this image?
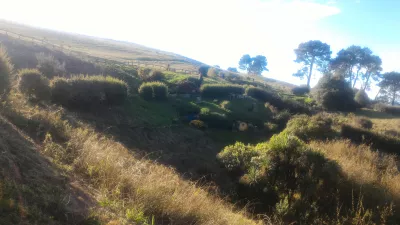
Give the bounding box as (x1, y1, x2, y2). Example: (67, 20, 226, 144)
(138, 82, 168, 101)
(200, 84, 244, 98)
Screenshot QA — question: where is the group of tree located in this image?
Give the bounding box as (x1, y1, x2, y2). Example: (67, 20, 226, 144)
(238, 54, 268, 76)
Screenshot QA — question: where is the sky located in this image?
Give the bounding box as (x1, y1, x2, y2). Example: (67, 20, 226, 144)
(0, 0, 399, 94)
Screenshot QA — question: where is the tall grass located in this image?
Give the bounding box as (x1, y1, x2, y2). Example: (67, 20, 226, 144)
(0, 45, 14, 97)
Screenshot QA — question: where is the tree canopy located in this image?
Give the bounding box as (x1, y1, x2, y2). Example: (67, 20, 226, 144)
(293, 40, 331, 88)
(239, 54, 268, 76)
(379, 72, 400, 105)
(227, 67, 238, 73)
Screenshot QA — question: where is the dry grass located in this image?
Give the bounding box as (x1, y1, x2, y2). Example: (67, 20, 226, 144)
(1, 91, 259, 225)
(310, 140, 400, 214)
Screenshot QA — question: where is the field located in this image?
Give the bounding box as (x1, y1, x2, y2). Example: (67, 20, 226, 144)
(0, 20, 400, 225)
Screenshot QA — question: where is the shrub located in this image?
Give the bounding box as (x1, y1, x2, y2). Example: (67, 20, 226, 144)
(245, 87, 281, 105)
(189, 120, 207, 130)
(354, 117, 373, 129)
(198, 65, 210, 77)
(312, 76, 356, 111)
(207, 68, 218, 77)
(147, 70, 165, 81)
(138, 82, 168, 101)
(0, 45, 13, 97)
(18, 69, 50, 100)
(354, 90, 370, 107)
(273, 110, 291, 126)
(341, 124, 400, 154)
(285, 114, 335, 141)
(200, 84, 244, 98)
(137, 67, 152, 81)
(174, 100, 200, 116)
(217, 142, 261, 172)
(374, 103, 400, 116)
(35, 52, 66, 79)
(51, 75, 128, 108)
(199, 112, 232, 129)
(291, 85, 310, 96)
(177, 80, 197, 94)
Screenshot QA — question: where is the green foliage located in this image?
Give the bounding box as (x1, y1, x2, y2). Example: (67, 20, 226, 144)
(291, 85, 310, 96)
(199, 112, 232, 129)
(273, 110, 291, 126)
(0, 45, 13, 97)
(354, 117, 373, 129)
(125, 208, 153, 224)
(174, 100, 200, 116)
(51, 75, 128, 108)
(198, 65, 210, 77)
(189, 120, 207, 129)
(285, 114, 334, 141)
(35, 52, 66, 79)
(379, 71, 400, 105)
(138, 68, 165, 82)
(200, 84, 244, 98)
(18, 69, 50, 100)
(354, 90, 370, 107)
(312, 76, 357, 111)
(176, 80, 198, 94)
(227, 67, 238, 73)
(138, 82, 168, 101)
(374, 103, 400, 116)
(207, 68, 218, 77)
(217, 142, 261, 171)
(245, 87, 280, 103)
(239, 54, 268, 75)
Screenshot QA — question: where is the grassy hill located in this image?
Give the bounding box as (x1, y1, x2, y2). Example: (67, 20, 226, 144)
(1, 20, 400, 225)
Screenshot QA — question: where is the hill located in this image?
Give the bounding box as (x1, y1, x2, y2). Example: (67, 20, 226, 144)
(1, 20, 400, 225)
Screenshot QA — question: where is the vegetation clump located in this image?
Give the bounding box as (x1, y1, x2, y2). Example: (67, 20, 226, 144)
(138, 81, 168, 101)
(0, 45, 13, 97)
(200, 84, 244, 98)
(189, 120, 206, 129)
(51, 75, 128, 108)
(291, 85, 310, 96)
(36, 52, 66, 79)
(285, 114, 335, 141)
(354, 89, 370, 107)
(18, 69, 51, 100)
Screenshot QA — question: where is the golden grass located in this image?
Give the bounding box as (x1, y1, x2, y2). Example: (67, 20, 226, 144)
(310, 140, 400, 207)
(1, 92, 259, 225)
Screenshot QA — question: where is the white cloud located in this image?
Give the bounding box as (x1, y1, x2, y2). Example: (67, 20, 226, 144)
(0, 0, 342, 86)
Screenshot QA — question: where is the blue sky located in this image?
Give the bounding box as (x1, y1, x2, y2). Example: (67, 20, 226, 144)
(0, 0, 399, 93)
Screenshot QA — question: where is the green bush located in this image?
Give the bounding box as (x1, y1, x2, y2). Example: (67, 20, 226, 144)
(285, 114, 334, 141)
(35, 52, 66, 79)
(200, 84, 244, 98)
(51, 75, 128, 108)
(189, 120, 207, 130)
(374, 103, 400, 116)
(291, 85, 310, 96)
(312, 76, 356, 111)
(199, 112, 232, 129)
(18, 69, 50, 100)
(245, 87, 280, 104)
(354, 117, 373, 129)
(137, 67, 152, 81)
(174, 100, 201, 116)
(0, 45, 13, 97)
(177, 80, 197, 94)
(138, 82, 168, 101)
(354, 90, 370, 107)
(147, 70, 165, 82)
(273, 110, 291, 126)
(207, 68, 218, 77)
(217, 142, 261, 172)
(198, 65, 210, 77)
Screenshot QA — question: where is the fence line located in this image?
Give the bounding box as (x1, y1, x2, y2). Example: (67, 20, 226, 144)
(0, 28, 199, 75)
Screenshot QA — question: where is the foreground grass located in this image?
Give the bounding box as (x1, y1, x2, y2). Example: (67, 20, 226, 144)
(1, 92, 259, 225)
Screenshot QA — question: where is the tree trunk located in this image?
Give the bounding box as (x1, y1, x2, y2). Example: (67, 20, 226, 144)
(374, 87, 381, 100)
(392, 91, 397, 106)
(353, 68, 361, 88)
(307, 57, 315, 88)
(363, 72, 371, 91)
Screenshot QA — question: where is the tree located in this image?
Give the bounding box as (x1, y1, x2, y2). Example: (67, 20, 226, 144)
(361, 55, 382, 91)
(227, 67, 238, 73)
(379, 72, 400, 105)
(198, 65, 210, 77)
(330, 46, 375, 88)
(238, 54, 268, 76)
(293, 40, 331, 88)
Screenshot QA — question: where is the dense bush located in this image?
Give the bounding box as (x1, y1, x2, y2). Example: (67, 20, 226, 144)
(51, 75, 128, 108)
(354, 117, 373, 129)
(207, 68, 218, 77)
(137, 68, 165, 82)
(291, 85, 310, 96)
(218, 132, 342, 222)
(199, 112, 232, 129)
(285, 114, 335, 141)
(35, 52, 66, 79)
(273, 110, 291, 126)
(137, 67, 152, 80)
(138, 82, 168, 101)
(0, 45, 13, 97)
(200, 84, 244, 98)
(189, 120, 206, 130)
(245, 87, 281, 104)
(18, 69, 50, 100)
(174, 100, 201, 116)
(341, 124, 400, 154)
(177, 80, 197, 94)
(312, 76, 356, 111)
(354, 90, 370, 107)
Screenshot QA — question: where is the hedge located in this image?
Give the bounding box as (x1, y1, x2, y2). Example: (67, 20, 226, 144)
(200, 84, 244, 98)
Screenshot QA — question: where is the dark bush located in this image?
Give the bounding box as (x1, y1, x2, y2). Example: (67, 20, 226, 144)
(291, 85, 310, 96)
(0, 45, 13, 97)
(35, 52, 66, 79)
(177, 80, 197, 94)
(200, 84, 244, 98)
(18, 69, 50, 100)
(354, 90, 370, 107)
(374, 103, 400, 116)
(198, 65, 210, 77)
(312, 76, 357, 111)
(354, 117, 373, 129)
(341, 124, 400, 154)
(189, 120, 207, 130)
(199, 112, 232, 129)
(285, 114, 335, 141)
(51, 75, 128, 108)
(174, 100, 201, 116)
(207, 68, 218, 77)
(138, 82, 168, 101)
